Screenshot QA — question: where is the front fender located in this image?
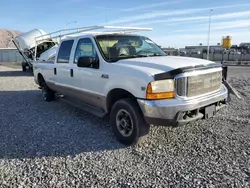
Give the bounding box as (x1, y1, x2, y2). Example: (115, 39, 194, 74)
(103, 76, 149, 99)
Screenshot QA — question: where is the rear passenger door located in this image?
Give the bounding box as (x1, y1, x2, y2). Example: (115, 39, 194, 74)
(55, 39, 74, 95)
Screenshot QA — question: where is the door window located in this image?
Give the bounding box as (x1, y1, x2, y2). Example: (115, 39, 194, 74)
(74, 38, 98, 64)
(57, 40, 74, 63)
(47, 55, 55, 63)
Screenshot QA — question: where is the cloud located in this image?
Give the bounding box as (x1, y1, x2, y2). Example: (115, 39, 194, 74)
(107, 3, 250, 25)
(162, 20, 250, 35)
(210, 20, 250, 30)
(73, 0, 186, 12)
(122, 0, 187, 12)
(107, 8, 201, 24)
(127, 11, 250, 26)
(151, 29, 250, 47)
(73, 0, 187, 12)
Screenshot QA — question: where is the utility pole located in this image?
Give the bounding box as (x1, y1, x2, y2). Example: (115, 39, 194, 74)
(207, 9, 213, 60)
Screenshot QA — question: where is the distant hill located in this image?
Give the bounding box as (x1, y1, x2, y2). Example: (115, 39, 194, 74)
(0, 29, 21, 48)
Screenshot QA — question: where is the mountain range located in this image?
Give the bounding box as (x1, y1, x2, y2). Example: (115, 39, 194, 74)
(0, 29, 21, 48)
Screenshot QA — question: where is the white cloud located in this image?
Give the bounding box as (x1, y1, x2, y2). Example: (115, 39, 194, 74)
(107, 3, 250, 25)
(160, 20, 250, 36)
(159, 19, 209, 26)
(127, 11, 250, 26)
(81, 0, 186, 11)
(210, 20, 250, 30)
(122, 0, 187, 12)
(151, 29, 250, 48)
(97, 2, 250, 49)
(107, 8, 201, 24)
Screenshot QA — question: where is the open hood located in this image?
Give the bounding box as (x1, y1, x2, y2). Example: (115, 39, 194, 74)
(15, 29, 47, 51)
(14, 29, 57, 60)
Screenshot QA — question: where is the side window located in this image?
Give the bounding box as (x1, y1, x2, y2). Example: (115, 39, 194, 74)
(74, 38, 98, 64)
(57, 40, 74, 63)
(47, 55, 55, 63)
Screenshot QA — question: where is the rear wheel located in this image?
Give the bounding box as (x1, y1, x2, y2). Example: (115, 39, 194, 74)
(110, 98, 150, 145)
(41, 81, 55, 102)
(22, 64, 26, 72)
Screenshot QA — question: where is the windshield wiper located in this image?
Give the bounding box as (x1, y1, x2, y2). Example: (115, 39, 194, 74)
(108, 54, 160, 62)
(132, 54, 149, 57)
(112, 55, 149, 61)
(148, 53, 166, 57)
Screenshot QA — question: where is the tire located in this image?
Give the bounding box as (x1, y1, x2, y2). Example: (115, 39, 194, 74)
(22, 64, 26, 72)
(41, 81, 55, 102)
(110, 98, 150, 146)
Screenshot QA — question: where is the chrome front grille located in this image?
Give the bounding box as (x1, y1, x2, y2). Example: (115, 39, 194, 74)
(176, 71, 222, 98)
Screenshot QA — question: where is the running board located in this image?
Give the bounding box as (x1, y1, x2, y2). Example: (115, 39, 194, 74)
(59, 97, 107, 118)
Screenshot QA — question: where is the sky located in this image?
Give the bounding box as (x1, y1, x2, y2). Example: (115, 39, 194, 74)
(0, 0, 250, 48)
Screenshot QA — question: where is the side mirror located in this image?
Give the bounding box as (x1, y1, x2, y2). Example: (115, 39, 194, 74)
(77, 57, 98, 68)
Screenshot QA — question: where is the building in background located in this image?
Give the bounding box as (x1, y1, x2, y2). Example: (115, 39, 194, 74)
(161, 47, 179, 55)
(0, 48, 24, 62)
(184, 43, 224, 54)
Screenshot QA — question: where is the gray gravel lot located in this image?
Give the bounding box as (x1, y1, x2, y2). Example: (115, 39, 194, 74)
(0, 65, 249, 187)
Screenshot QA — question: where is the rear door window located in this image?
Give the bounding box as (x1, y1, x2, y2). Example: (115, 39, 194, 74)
(57, 40, 74, 63)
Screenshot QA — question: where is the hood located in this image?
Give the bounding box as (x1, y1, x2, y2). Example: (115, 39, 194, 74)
(15, 29, 47, 50)
(115, 56, 216, 75)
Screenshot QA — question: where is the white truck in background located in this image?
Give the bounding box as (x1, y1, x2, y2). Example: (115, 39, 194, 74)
(18, 26, 229, 145)
(12, 29, 58, 71)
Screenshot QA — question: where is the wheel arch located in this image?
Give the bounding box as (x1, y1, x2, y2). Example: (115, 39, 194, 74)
(37, 73, 45, 86)
(106, 88, 136, 113)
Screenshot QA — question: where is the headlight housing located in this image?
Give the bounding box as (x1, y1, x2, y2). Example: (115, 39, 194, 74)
(146, 79, 175, 99)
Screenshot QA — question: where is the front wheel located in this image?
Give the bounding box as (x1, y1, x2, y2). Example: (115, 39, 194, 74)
(110, 98, 150, 146)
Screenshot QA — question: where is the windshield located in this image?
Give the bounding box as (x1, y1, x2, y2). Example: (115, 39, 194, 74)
(95, 35, 166, 62)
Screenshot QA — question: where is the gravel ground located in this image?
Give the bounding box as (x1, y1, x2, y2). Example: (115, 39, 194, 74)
(0, 65, 249, 187)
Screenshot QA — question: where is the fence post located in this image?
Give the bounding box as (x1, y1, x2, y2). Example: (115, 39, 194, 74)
(221, 62, 228, 80)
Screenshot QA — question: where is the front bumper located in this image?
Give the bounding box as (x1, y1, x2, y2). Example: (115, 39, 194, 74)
(137, 84, 228, 126)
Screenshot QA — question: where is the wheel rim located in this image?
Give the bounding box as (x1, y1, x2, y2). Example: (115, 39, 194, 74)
(116, 109, 133, 137)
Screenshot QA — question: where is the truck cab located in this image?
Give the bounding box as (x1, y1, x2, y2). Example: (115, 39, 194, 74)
(32, 26, 228, 146)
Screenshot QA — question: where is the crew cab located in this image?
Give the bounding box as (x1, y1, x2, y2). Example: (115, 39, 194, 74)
(33, 26, 228, 145)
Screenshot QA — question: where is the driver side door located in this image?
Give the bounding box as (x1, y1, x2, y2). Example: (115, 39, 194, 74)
(70, 37, 105, 109)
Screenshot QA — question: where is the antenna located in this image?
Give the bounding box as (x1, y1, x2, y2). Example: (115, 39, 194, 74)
(105, 11, 110, 59)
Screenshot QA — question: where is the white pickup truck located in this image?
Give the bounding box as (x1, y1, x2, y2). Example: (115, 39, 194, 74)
(32, 26, 228, 145)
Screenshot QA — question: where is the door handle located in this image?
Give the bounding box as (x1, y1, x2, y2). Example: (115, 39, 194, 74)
(70, 69, 73, 77)
(54, 68, 57, 75)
